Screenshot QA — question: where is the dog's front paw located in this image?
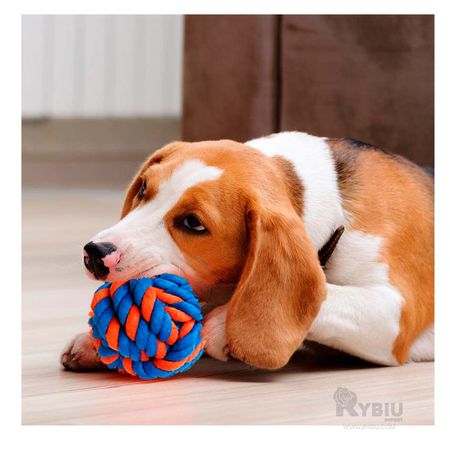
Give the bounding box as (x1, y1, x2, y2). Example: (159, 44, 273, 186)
(203, 304, 229, 362)
(60, 332, 104, 372)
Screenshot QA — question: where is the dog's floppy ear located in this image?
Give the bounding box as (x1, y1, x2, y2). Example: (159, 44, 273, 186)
(226, 196, 327, 369)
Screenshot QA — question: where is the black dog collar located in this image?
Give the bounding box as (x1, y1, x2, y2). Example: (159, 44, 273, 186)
(318, 225, 345, 269)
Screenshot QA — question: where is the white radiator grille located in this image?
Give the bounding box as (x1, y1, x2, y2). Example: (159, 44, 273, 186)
(22, 15, 183, 117)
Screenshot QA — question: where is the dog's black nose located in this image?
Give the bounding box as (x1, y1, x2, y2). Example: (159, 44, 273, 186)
(83, 241, 118, 280)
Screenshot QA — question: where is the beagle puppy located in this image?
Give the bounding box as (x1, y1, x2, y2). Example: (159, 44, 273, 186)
(61, 132, 434, 371)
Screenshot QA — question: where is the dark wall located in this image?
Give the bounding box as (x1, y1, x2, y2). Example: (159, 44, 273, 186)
(183, 15, 434, 166)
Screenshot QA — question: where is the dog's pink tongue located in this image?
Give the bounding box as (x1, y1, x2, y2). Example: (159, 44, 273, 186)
(102, 251, 121, 269)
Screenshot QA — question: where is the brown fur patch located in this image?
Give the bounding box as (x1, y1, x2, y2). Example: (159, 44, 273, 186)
(272, 156, 304, 216)
(328, 138, 434, 364)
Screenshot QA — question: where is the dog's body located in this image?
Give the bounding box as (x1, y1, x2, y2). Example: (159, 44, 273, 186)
(61, 132, 434, 371)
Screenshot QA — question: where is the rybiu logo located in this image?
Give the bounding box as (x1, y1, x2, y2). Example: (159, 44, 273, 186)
(334, 387, 403, 421)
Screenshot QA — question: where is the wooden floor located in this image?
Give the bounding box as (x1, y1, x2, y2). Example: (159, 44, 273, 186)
(22, 188, 434, 425)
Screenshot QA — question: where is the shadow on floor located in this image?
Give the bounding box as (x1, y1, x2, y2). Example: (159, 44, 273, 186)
(183, 342, 377, 384)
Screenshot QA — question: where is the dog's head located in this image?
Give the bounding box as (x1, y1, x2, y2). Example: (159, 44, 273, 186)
(83, 140, 326, 368)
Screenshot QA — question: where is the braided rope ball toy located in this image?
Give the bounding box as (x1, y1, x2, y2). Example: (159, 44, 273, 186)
(88, 273, 204, 380)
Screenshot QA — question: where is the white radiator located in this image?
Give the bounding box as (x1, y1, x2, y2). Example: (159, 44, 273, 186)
(22, 15, 183, 118)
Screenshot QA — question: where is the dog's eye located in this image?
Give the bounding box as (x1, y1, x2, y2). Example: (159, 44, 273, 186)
(181, 214, 207, 232)
(137, 180, 146, 199)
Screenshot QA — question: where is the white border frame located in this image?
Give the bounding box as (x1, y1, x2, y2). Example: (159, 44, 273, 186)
(6, 0, 449, 447)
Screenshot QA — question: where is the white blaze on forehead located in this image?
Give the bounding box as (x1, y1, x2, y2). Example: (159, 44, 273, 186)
(148, 159, 224, 213)
(104, 159, 224, 233)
